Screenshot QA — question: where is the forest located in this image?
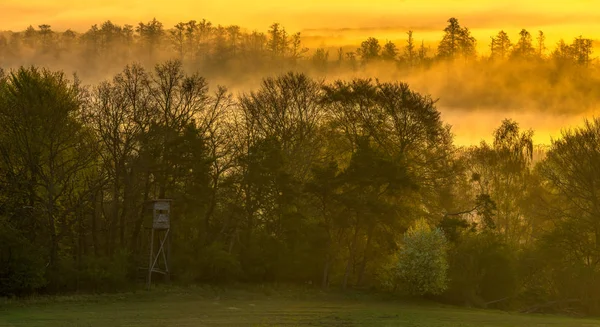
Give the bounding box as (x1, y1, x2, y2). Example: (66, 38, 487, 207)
(1, 16, 600, 316)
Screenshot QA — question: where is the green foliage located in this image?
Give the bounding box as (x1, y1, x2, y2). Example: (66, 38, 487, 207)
(80, 250, 131, 292)
(0, 53, 599, 317)
(0, 218, 46, 296)
(396, 219, 449, 296)
(536, 118, 600, 313)
(176, 242, 241, 283)
(445, 232, 519, 308)
(45, 250, 131, 293)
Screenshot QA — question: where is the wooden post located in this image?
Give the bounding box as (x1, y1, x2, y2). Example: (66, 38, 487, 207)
(147, 228, 154, 290)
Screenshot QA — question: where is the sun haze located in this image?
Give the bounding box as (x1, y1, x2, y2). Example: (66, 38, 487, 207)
(3, 0, 600, 43)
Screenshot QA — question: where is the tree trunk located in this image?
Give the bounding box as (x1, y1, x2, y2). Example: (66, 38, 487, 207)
(131, 172, 151, 255)
(343, 224, 360, 290)
(322, 254, 331, 289)
(114, 167, 122, 249)
(204, 173, 219, 244)
(356, 224, 375, 286)
(342, 253, 351, 290)
(92, 190, 99, 256)
(47, 179, 58, 270)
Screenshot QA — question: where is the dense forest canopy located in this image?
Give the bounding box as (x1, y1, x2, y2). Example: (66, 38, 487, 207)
(1, 17, 600, 316)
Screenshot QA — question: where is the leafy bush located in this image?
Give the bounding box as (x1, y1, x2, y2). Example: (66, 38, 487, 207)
(396, 218, 449, 296)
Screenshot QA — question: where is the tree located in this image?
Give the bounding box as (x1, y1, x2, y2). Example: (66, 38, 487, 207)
(357, 37, 381, 63)
(170, 22, 186, 60)
(553, 39, 573, 63)
(538, 118, 600, 313)
(89, 64, 154, 253)
(418, 40, 429, 64)
(572, 36, 593, 66)
(0, 217, 47, 295)
(212, 25, 229, 63)
(227, 25, 241, 57)
(404, 31, 416, 65)
(38, 24, 54, 54)
(458, 27, 477, 59)
(321, 79, 454, 289)
(185, 20, 198, 60)
(437, 18, 476, 60)
(396, 218, 448, 295)
(288, 32, 308, 65)
(238, 72, 323, 181)
(0, 67, 98, 284)
(22, 25, 38, 49)
(196, 19, 213, 60)
(382, 41, 398, 62)
(337, 47, 344, 64)
(267, 23, 287, 59)
(234, 73, 324, 281)
(311, 48, 329, 71)
(536, 30, 546, 58)
(61, 29, 77, 51)
(491, 30, 511, 60)
(511, 29, 535, 59)
(0, 35, 7, 61)
(464, 119, 534, 244)
(136, 18, 164, 59)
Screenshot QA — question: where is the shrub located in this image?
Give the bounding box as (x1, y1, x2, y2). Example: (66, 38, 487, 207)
(396, 218, 449, 296)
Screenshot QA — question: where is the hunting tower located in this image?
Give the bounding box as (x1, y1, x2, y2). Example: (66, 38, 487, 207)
(146, 199, 172, 288)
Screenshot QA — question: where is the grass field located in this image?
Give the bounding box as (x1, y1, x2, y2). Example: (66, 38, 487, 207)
(1, 286, 600, 327)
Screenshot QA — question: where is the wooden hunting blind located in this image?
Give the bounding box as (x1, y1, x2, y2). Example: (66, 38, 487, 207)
(146, 199, 172, 289)
(152, 200, 171, 229)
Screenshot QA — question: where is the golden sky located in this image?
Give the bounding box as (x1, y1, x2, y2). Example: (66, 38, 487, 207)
(2, 0, 600, 48)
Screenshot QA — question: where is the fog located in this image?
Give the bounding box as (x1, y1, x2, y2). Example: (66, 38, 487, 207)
(1, 18, 598, 146)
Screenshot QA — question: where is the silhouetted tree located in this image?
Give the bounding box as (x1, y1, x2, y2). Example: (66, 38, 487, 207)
(536, 30, 546, 58)
(511, 29, 535, 59)
(404, 31, 416, 65)
(491, 30, 511, 60)
(136, 18, 164, 59)
(438, 18, 476, 60)
(357, 37, 381, 63)
(382, 41, 398, 62)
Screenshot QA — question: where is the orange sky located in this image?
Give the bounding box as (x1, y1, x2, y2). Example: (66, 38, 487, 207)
(2, 0, 600, 50)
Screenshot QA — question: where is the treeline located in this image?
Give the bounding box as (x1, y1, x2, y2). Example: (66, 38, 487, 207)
(1, 60, 600, 315)
(0, 17, 596, 75)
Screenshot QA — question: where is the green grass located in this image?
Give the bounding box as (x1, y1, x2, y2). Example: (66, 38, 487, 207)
(1, 285, 600, 327)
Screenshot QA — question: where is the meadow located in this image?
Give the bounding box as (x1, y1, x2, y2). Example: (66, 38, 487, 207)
(2, 286, 600, 327)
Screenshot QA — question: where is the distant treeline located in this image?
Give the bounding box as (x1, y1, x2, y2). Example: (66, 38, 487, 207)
(1, 60, 600, 315)
(0, 17, 596, 74)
